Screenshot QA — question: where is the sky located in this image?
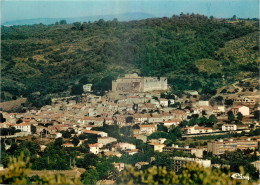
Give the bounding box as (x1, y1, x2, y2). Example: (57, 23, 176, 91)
(1, 0, 259, 23)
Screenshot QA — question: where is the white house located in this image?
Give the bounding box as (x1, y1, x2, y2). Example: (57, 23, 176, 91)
(222, 124, 237, 131)
(169, 99, 175, 105)
(114, 143, 136, 151)
(56, 133, 62, 138)
(163, 120, 181, 128)
(159, 99, 168, 107)
(89, 143, 102, 154)
(184, 126, 213, 135)
(14, 123, 31, 134)
(139, 125, 157, 135)
(83, 84, 92, 93)
(148, 143, 166, 152)
(231, 106, 250, 116)
(82, 130, 108, 137)
(198, 101, 209, 106)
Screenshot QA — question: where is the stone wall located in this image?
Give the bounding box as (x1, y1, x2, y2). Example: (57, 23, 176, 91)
(112, 74, 167, 92)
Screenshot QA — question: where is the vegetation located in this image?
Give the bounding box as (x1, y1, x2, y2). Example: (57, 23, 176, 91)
(3, 152, 258, 184)
(1, 14, 259, 108)
(117, 163, 256, 184)
(204, 149, 259, 180)
(0, 153, 81, 184)
(1, 138, 118, 183)
(180, 115, 218, 128)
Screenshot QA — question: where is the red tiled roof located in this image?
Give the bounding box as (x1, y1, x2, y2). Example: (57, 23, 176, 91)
(88, 144, 100, 147)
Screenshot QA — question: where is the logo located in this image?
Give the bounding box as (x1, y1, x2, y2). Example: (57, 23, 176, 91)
(231, 173, 249, 180)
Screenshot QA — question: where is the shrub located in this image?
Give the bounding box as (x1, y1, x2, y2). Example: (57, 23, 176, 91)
(0, 153, 82, 184)
(117, 163, 257, 185)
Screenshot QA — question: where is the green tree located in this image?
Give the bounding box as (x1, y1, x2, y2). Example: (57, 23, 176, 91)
(59, 20, 67, 25)
(71, 84, 83, 95)
(62, 130, 71, 138)
(31, 125, 36, 134)
(225, 99, 233, 106)
(227, 111, 235, 123)
(0, 113, 6, 123)
(76, 153, 98, 169)
(81, 168, 98, 184)
(54, 138, 63, 147)
(72, 22, 81, 30)
(71, 136, 80, 146)
(78, 141, 90, 153)
(208, 114, 218, 127)
(120, 126, 132, 137)
(126, 116, 134, 123)
(157, 123, 168, 132)
(237, 112, 243, 122)
(170, 126, 182, 139)
(254, 110, 260, 120)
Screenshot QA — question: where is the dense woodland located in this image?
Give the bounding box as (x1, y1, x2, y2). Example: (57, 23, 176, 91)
(1, 14, 259, 107)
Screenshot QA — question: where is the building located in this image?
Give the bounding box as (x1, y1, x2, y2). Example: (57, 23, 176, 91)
(83, 84, 92, 93)
(98, 137, 117, 145)
(217, 106, 225, 113)
(125, 149, 139, 155)
(63, 143, 74, 147)
(89, 143, 101, 154)
(198, 101, 209, 106)
(112, 73, 167, 92)
(222, 124, 237, 131)
(163, 120, 181, 128)
(251, 161, 260, 171)
(139, 125, 157, 135)
(148, 138, 167, 144)
(231, 106, 250, 116)
(148, 143, 166, 152)
(82, 130, 108, 137)
(233, 97, 255, 105)
(114, 143, 136, 151)
(113, 163, 125, 172)
(207, 138, 258, 155)
(163, 145, 204, 158)
(171, 157, 211, 172)
(183, 126, 213, 135)
(135, 162, 149, 169)
(104, 151, 122, 158)
(159, 99, 169, 107)
(13, 123, 31, 134)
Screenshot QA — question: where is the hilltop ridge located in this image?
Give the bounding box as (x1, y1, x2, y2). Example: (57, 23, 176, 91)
(1, 14, 259, 108)
(2, 12, 156, 26)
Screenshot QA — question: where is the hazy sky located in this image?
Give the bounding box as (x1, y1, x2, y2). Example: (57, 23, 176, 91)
(1, 0, 259, 23)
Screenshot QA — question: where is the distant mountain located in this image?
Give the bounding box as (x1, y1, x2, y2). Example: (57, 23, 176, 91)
(2, 12, 156, 26)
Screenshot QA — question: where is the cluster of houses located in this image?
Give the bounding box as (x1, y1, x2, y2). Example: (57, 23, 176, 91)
(0, 74, 259, 173)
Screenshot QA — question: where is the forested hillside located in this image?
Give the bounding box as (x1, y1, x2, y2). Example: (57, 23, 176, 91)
(1, 14, 259, 107)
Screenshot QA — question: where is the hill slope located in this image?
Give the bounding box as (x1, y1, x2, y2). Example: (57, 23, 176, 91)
(1, 14, 259, 107)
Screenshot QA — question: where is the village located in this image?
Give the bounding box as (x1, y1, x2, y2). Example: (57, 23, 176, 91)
(0, 73, 260, 178)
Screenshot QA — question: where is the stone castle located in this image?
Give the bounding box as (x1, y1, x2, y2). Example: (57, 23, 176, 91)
(112, 73, 167, 92)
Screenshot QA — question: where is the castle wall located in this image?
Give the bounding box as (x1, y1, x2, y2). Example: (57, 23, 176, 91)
(143, 77, 167, 92)
(112, 81, 117, 91)
(112, 78, 142, 92)
(112, 74, 167, 92)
